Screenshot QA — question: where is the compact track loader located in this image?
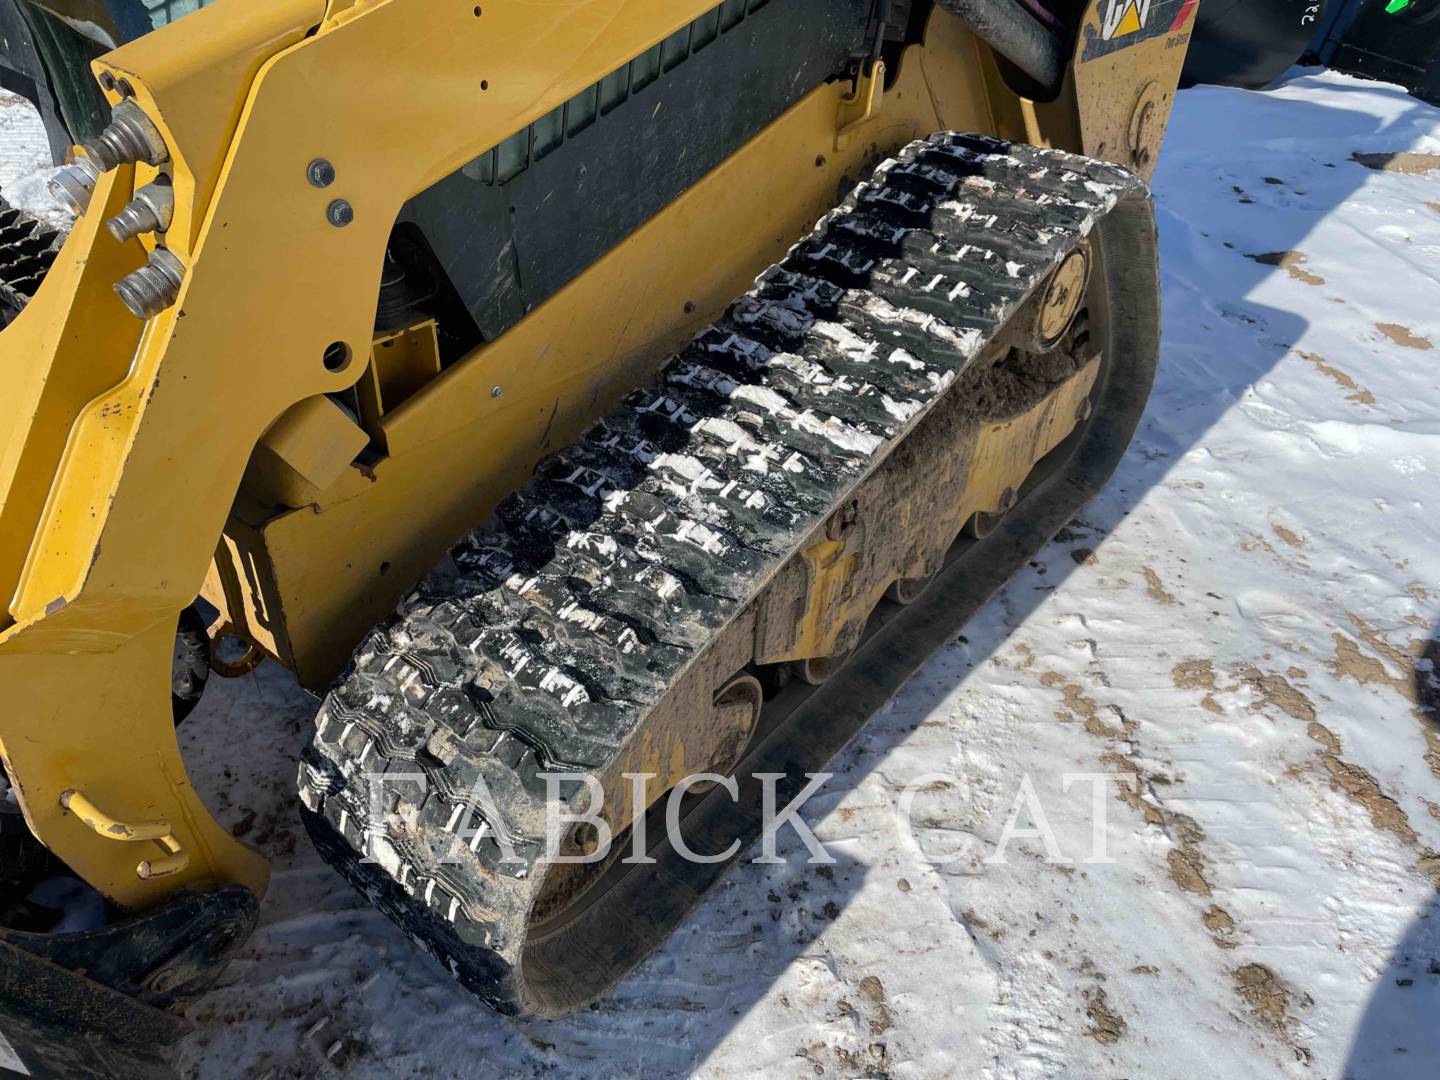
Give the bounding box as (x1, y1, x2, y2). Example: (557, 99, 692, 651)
(0, 0, 1190, 1068)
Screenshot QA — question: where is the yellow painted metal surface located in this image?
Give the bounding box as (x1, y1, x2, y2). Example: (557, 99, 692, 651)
(960, 358, 1102, 523)
(203, 518, 293, 665)
(243, 395, 369, 509)
(1070, 0, 1195, 178)
(835, 58, 886, 150)
(59, 787, 189, 879)
(98, 0, 325, 254)
(0, 617, 267, 903)
(0, 170, 142, 626)
(0, 0, 756, 907)
(250, 11, 998, 688)
(0, 0, 1175, 909)
(787, 535, 859, 666)
(357, 320, 442, 447)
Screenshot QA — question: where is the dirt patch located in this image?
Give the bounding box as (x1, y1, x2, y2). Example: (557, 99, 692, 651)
(799, 1038, 889, 1075)
(1239, 531, 1278, 558)
(1203, 905, 1238, 948)
(1320, 755, 1417, 844)
(1247, 668, 1424, 843)
(1095, 737, 1215, 898)
(849, 975, 893, 1035)
(1351, 151, 1440, 174)
(1070, 546, 1096, 566)
(1329, 632, 1396, 690)
(1247, 250, 1325, 286)
(857, 975, 886, 1004)
(1349, 614, 1422, 673)
(1100, 751, 1165, 826)
(1167, 847, 1210, 896)
(1376, 323, 1433, 350)
(1167, 814, 1212, 896)
(229, 808, 257, 838)
(1172, 659, 1217, 691)
(1271, 524, 1307, 548)
(1083, 988, 1127, 1044)
(1043, 673, 1125, 737)
(956, 333, 1089, 420)
(1170, 658, 1228, 715)
(1089, 702, 1222, 905)
(1328, 617, 1440, 784)
(1306, 722, 1342, 756)
(833, 979, 893, 1046)
(1417, 851, 1440, 889)
(1142, 566, 1177, 606)
(1202, 905, 1235, 933)
(1297, 351, 1376, 405)
(1130, 965, 1159, 975)
(962, 909, 1001, 940)
(1236, 665, 1315, 723)
(1068, 686, 1121, 737)
(1168, 660, 1228, 715)
(1232, 964, 1298, 1032)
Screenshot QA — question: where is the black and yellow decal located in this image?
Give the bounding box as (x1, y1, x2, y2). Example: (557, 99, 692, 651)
(1081, 0, 1198, 61)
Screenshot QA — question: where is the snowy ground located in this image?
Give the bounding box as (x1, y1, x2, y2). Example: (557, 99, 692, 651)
(5, 68, 1440, 1078)
(0, 93, 71, 229)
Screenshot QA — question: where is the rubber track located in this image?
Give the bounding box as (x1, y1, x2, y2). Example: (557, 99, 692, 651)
(0, 196, 60, 326)
(299, 133, 1146, 1014)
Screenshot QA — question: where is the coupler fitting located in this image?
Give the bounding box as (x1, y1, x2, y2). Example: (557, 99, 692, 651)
(47, 156, 102, 217)
(114, 247, 185, 319)
(106, 178, 175, 242)
(82, 100, 170, 172)
(46, 100, 170, 216)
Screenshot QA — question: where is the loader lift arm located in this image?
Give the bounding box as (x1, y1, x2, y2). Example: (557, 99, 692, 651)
(0, 0, 790, 908)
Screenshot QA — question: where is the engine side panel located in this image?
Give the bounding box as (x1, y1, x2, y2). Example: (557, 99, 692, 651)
(402, 0, 870, 342)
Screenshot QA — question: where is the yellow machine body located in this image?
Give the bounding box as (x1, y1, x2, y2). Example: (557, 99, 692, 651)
(0, 0, 1193, 909)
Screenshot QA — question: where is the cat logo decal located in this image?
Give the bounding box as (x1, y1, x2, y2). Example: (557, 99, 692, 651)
(1082, 0, 1197, 61)
(1102, 0, 1152, 40)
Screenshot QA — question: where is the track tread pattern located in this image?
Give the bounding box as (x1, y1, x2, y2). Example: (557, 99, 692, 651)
(0, 196, 61, 326)
(299, 134, 1144, 1015)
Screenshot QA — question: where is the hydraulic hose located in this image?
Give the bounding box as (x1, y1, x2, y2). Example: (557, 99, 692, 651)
(936, 0, 1067, 98)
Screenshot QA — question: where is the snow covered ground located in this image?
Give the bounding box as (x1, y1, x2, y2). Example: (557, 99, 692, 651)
(0, 93, 71, 229)
(5, 68, 1440, 1079)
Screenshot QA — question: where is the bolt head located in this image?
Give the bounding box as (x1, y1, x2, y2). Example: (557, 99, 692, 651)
(490, 385, 503, 398)
(326, 199, 354, 227)
(307, 158, 336, 188)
